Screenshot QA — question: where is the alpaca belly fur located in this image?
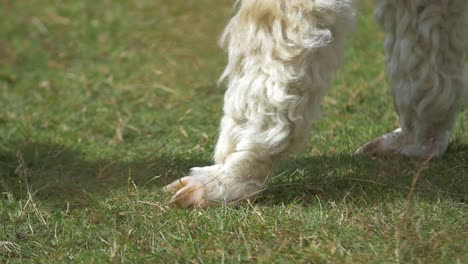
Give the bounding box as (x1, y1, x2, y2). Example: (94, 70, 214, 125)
(165, 0, 467, 208)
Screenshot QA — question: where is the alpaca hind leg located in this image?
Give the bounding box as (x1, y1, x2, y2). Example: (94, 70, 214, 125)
(357, 0, 467, 159)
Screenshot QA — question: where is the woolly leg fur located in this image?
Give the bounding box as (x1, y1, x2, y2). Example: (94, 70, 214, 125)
(357, 0, 467, 159)
(165, 0, 354, 208)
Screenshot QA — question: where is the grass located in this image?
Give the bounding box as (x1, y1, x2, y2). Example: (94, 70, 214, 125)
(0, 0, 466, 262)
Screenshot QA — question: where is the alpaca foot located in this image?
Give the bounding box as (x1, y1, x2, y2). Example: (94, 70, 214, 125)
(356, 128, 449, 159)
(356, 128, 407, 157)
(165, 165, 262, 208)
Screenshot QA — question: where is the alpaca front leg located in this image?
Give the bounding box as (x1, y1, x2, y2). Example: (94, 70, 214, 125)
(165, 0, 354, 208)
(165, 106, 292, 207)
(357, 0, 467, 159)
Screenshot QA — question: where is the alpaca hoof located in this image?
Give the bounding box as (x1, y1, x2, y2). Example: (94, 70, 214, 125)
(356, 128, 449, 159)
(165, 176, 216, 208)
(355, 128, 406, 157)
(165, 165, 262, 208)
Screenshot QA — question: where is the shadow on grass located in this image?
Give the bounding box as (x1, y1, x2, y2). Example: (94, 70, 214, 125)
(0, 141, 209, 208)
(258, 142, 467, 206)
(0, 141, 465, 208)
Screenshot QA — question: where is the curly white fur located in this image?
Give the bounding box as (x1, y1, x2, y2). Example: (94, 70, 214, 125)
(166, 0, 467, 208)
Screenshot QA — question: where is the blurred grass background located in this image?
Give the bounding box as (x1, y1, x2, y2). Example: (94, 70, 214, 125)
(0, 0, 466, 262)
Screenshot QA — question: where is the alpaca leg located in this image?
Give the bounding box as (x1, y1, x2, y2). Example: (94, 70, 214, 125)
(357, 0, 467, 159)
(165, 0, 354, 208)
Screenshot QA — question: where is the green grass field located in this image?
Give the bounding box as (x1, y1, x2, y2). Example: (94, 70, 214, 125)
(0, 0, 466, 262)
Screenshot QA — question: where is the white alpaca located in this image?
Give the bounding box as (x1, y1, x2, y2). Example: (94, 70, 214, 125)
(166, 0, 467, 208)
